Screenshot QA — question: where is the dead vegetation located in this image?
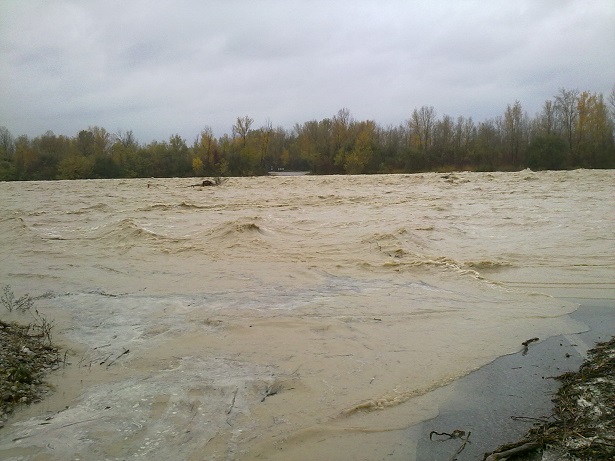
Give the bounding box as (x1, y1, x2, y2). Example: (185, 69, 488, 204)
(484, 336, 615, 460)
(0, 286, 62, 426)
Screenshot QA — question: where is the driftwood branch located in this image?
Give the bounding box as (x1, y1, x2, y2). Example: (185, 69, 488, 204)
(447, 431, 471, 461)
(106, 349, 130, 367)
(226, 388, 238, 415)
(522, 337, 539, 355)
(485, 441, 540, 461)
(429, 429, 466, 440)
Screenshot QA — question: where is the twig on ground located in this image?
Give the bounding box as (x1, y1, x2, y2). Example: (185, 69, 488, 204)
(484, 441, 540, 461)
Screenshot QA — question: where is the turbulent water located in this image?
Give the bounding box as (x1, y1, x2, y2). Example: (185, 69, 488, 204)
(0, 170, 613, 460)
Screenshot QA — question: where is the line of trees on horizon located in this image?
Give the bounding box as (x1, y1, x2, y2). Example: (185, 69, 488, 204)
(1, 87, 614, 181)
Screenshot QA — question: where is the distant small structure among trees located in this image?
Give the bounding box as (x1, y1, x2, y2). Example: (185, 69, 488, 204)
(1, 86, 614, 181)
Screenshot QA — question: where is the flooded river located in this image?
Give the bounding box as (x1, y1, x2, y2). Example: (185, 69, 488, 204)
(0, 170, 613, 460)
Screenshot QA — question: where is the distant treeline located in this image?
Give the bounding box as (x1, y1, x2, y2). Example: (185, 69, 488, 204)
(1, 87, 614, 180)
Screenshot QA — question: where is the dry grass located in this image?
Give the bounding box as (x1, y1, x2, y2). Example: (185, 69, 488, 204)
(0, 286, 62, 424)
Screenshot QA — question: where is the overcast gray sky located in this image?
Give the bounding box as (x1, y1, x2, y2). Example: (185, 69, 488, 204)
(1, 0, 614, 143)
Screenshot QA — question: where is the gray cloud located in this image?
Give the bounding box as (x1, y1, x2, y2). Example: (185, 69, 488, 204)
(1, 0, 613, 143)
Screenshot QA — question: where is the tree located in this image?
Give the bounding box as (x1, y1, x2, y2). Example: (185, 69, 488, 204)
(0, 126, 15, 160)
(331, 108, 353, 173)
(538, 100, 557, 136)
(376, 124, 406, 172)
(555, 88, 579, 152)
(266, 126, 292, 171)
(232, 116, 254, 148)
(432, 114, 455, 167)
(575, 91, 615, 168)
(608, 85, 615, 122)
(526, 134, 568, 170)
(35, 131, 71, 179)
(112, 131, 140, 177)
(90, 126, 112, 158)
(292, 121, 319, 171)
(474, 120, 500, 170)
(408, 106, 437, 154)
(0, 127, 16, 180)
(609, 84, 615, 142)
(192, 157, 204, 176)
(76, 130, 95, 157)
(258, 119, 273, 170)
(168, 134, 191, 176)
(502, 100, 525, 167)
(231, 116, 261, 174)
(57, 153, 94, 179)
(13, 135, 42, 179)
(453, 116, 475, 168)
(116, 129, 138, 149)
(342, 120, 376, 174)
(193, 126, 218, 174)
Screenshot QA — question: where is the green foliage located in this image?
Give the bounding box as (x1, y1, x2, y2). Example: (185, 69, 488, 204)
(57, 154, 94, 179)
(0, 159, 16, 180)
(526, 134, 568, 170)
(1, 86, 614, 180)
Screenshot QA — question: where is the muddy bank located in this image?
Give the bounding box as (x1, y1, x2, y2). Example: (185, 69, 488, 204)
(0, 319, 61, 428)
(486, 335, 614, 460)
(408, 299, 614, 461)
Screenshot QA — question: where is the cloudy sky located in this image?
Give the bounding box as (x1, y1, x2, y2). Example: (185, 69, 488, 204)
(1, 0, 614, 143)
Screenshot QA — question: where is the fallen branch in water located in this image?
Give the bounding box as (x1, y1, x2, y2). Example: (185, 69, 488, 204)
(521, 337, 539, 355)
(429, 429, 466, 440)
(429, 429, 471, 460)
(226, 388, 238, 415)
(484, 441, 540, 461)
(106, 349, 130, 367)
(447, 431, 471, 461)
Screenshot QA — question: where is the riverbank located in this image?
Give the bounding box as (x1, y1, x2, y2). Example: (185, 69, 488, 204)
(486, 334, 614, 460)
(409, 299, 614, 461)
(0, 320, 61, 428)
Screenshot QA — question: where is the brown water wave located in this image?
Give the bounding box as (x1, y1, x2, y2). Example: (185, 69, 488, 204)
(65, 202, 114, 215)
(92, 218, 185, 245)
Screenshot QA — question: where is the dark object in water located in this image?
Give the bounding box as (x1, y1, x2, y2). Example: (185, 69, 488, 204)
(191, 180, 215, 187)
(521, 337, 539, 356)
(190, 178, 227, 187)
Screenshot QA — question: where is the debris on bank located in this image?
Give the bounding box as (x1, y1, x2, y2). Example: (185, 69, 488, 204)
(484, 336, 615, 460)
(0, 319, 62, 427)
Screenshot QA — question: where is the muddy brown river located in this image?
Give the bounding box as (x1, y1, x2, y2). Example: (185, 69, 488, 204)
(0, 170, 613, 460)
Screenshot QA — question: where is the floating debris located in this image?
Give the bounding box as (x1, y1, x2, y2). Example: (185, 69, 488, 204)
(484, 336, 615, 460)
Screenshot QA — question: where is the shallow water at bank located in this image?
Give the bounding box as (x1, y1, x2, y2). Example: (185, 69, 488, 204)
(0, 170, 613, 460)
